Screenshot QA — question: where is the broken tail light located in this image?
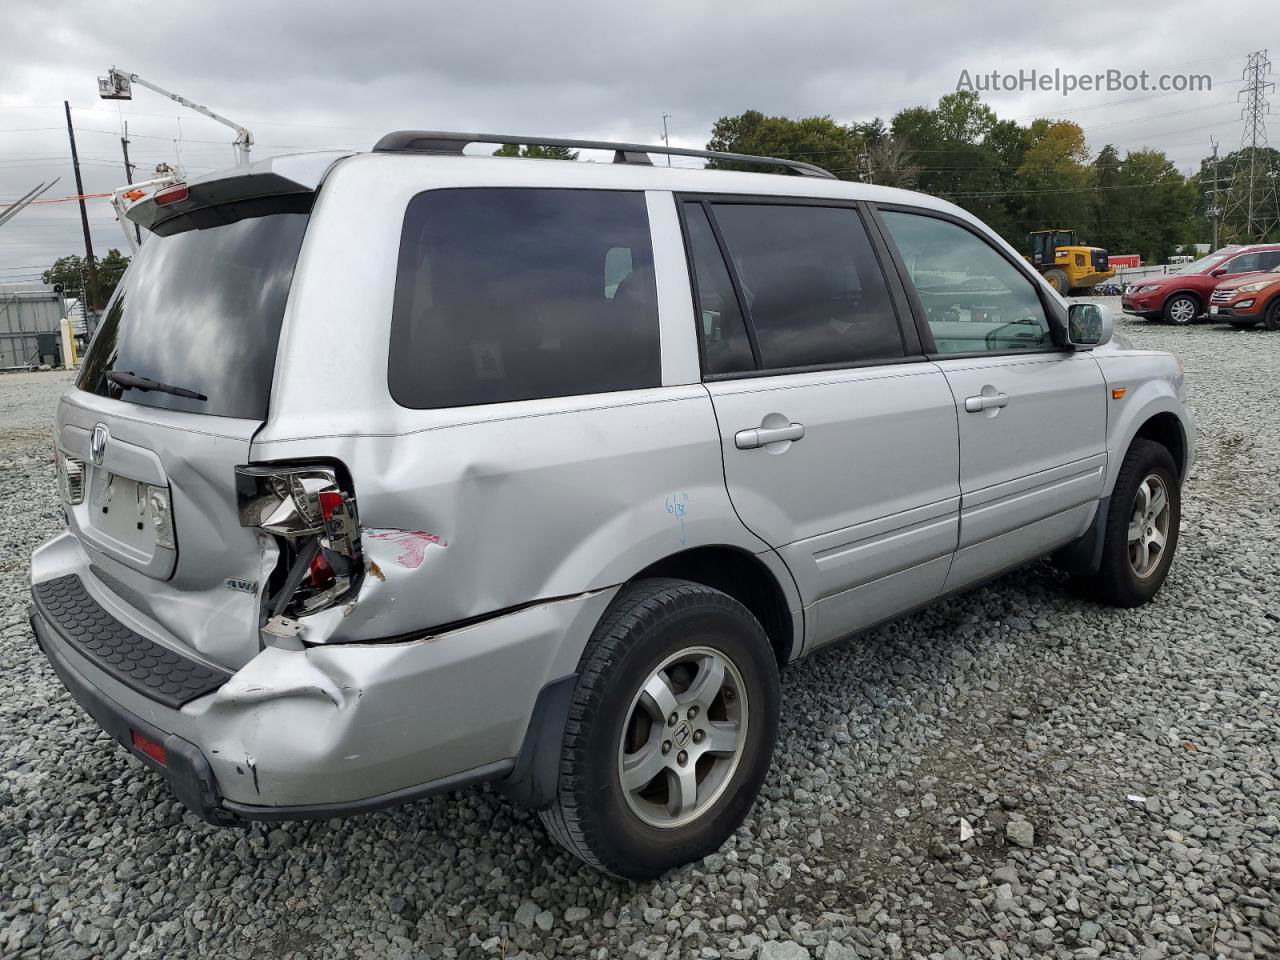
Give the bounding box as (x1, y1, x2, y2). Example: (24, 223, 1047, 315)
(235, 463, 362, 618)
(147, 484, 175, 549)
(55, 449, 86, 505)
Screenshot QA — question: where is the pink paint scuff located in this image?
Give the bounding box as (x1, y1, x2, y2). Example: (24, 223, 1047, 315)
(364, 529, 448, 569)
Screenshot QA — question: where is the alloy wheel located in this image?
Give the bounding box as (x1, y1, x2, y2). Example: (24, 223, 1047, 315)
(1168, 298, 1196, 324)
(1128, 474, 1171, 578)
(617, 645, 748, 829)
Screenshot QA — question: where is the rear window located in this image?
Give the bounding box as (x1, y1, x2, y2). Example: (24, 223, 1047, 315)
(388, 188, 660, 409)
(78, 202, 309, 420)
(708, 203, 904, 370)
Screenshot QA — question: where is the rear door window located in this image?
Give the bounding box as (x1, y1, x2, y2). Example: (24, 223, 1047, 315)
(389, 188, 660, 409)
(77, 202, 309, 420)
(708, 203, 904, 370)
(681, 202, 755, 375)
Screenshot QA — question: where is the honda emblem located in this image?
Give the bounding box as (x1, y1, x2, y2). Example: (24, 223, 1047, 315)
(90, 424, 108, 466)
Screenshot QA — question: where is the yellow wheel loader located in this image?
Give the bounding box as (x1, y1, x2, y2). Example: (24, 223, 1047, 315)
(1028, 229, 1116, 295)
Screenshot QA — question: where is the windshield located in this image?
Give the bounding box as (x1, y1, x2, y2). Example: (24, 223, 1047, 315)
(1176, 253, 1229, 275)
(78, 202, 309, 420)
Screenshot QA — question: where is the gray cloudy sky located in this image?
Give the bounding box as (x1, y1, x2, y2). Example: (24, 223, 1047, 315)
(1, 0, 1271, 280)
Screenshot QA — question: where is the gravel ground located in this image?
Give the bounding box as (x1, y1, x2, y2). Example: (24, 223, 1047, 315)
(1, 312, 1277, 960)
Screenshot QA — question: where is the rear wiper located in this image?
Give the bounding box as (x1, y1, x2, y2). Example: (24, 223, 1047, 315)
(106, 371, 207, 402)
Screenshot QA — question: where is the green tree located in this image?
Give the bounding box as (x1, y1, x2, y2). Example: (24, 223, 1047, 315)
(1013, 120, 1092, 238)
(493, 143, 579, 160)
(698, 94, 1207, 259)
(706, 110, 865, 178)
(42, 249, 131, 308)
(890, 95, 1020, 244)
(1112, 150, 1199, 261)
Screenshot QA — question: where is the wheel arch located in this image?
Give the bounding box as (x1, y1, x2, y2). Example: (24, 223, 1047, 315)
(633, 545, 800, 666)
(1132, 411, 1188, 481)
(1161, 288, 1204, 313)
(1056, 408, 1189, 578)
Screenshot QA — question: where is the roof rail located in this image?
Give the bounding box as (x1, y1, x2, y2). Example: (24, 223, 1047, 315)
(371, 130, 837, 179)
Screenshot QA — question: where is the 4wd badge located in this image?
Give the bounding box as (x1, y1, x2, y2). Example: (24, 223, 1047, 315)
(224, 578, 257, 594)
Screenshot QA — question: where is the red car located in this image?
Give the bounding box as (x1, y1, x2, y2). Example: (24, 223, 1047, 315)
(1209, 268, 1280, 329)
(1121, 244, 1280, 324)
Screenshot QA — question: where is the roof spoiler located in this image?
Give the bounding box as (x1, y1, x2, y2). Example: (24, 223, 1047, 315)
(125, 152, 352, 232)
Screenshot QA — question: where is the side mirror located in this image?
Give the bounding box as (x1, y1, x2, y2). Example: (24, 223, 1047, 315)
(1210, 268, 1227, 276)
(1067, 302, 1112, 349)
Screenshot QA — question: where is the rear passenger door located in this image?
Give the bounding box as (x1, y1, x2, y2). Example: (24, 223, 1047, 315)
(679, 197, 961, 651)
(874, 206, 1107, 591)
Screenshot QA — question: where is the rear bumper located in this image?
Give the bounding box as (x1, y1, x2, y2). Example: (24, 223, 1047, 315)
(30, 605, 234, 824)
(30, 531, 614, 821)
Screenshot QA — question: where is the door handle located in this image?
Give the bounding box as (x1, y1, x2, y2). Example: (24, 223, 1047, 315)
(964, 392, 1009, 413)
(735, 422, 806, 450)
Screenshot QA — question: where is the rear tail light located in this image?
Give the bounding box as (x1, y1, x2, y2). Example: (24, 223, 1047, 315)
(235, 464, 361, 618)
(55, 450, 85, 505)
(308, 549, 336, 591)
(153, 182, 188, 206)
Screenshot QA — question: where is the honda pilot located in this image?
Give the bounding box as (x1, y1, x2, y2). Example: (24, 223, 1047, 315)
(31, 133, 1194, 879)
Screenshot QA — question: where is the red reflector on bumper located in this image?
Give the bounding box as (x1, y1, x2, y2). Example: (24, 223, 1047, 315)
(131, 729, 167, 766)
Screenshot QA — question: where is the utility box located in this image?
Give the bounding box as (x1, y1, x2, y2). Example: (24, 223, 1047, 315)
(1, 284, 66, 369)
(35, 332, 60, 367)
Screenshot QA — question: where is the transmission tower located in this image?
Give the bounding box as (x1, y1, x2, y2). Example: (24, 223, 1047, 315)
(1220, 50, 1280, 243)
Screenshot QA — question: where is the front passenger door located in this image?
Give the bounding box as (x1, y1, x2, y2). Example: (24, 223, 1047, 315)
(876, 208, 1108, 591)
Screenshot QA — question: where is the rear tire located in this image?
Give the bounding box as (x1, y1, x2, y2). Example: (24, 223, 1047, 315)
(1044, 269, 1070, 295)
(1163, 294, 1198, 325)
(539, 578, 780, 879)
(1083, 439, 1181, 607)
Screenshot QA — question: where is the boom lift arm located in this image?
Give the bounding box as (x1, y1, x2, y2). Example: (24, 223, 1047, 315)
(98, 67, 254, 166)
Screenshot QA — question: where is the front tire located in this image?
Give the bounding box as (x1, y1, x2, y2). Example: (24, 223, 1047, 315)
(1264, 298, 1280, 331)
(1163, 294, 1199, 325)
(539, 579, 780, 879)
(1043, 268, 1070, 295)
(1085, 439, 1181, 607)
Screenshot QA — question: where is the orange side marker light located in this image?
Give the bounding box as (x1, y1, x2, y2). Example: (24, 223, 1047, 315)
(1111, 387, 1127, 400)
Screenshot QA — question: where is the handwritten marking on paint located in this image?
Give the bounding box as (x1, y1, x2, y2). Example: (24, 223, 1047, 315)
(665, 492, 690, 545)
(365, 529, 448, 569)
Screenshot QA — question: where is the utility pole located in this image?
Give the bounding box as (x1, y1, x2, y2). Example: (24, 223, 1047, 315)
(120, 121, 141, 246)
(1207, 137, 1221, 251)
(63, 101, 100, 313)
(661, 113, 672, 166)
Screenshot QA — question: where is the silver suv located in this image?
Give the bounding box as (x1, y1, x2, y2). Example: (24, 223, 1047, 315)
(30, 132, 1192, 879)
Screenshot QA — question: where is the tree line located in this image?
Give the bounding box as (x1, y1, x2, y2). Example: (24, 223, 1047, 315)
(706, 92, 1280, 263)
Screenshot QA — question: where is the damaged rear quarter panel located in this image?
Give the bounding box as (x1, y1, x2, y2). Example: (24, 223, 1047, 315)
(249, 159, 782, 649)
(252, 385, 768, 644)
